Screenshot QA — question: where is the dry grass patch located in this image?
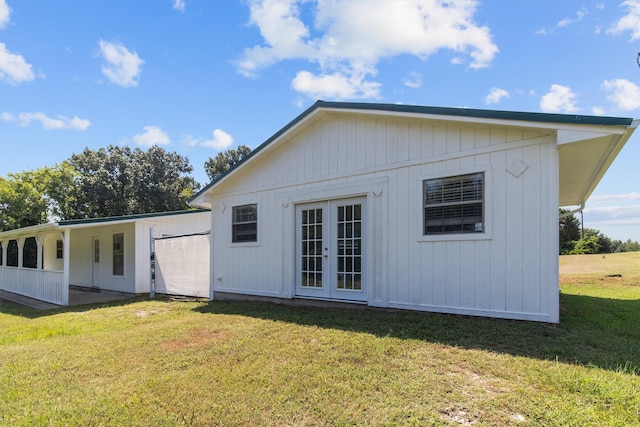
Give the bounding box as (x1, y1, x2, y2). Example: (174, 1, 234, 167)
(560, 251, 640, 276)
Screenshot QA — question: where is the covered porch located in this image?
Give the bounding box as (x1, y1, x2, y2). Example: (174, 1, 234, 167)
(0, 224, 71, 306)
(0, 287, 131, 309)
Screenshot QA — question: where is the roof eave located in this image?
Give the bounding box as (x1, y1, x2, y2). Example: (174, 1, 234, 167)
(188, 101, 635, 203)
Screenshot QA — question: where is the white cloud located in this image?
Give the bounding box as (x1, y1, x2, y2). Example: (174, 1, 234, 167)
(173, 0, 185, 12)
(181, 133, 199, 147)
(236, 0, 498, 100)
(485, 87, 509, 105)
(132, 126, 171, 147)
(292, 97, 305, 108)
(602, 78, 640, 111)
(607, 0, 640, 40)
(540, 84, 579, 113)
(292, 70, 381, 100)
(592, 106, 606, 115)
(0, 42, 35, 84)
(0, 0, 10, 29)
(1, 112, 90, 130)
(202, 129, 234, 150)
(537, 6, 592, 35)
(583, 205, 640, 224)
(557, 7, 588, 28)
(591, 192, 640, 202)
(98, 40, 144, 87)
(403, 72, 422, 89)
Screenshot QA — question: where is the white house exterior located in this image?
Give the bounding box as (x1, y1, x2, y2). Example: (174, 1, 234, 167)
(190, 101, 637, 323)
(0, 209, 210, 305)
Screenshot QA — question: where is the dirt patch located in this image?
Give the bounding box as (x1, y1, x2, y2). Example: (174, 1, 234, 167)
(440, 404, 479, 425)
(134, 308, 170, 317)
(465, 371, 510, 395)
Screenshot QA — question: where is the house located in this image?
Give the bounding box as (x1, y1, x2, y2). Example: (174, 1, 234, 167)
(0, 209, 210, 305)
(189, 101, 638, 323)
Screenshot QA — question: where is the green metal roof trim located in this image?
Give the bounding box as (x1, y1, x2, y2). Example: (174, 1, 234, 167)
(189, 100, 634, 203)
(59, 208, 210, 227)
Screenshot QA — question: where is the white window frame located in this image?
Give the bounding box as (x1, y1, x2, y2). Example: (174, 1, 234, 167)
(56, 239, 64, 259)
(231, 204, 258, 245)
(419, 167, 492, 242)
(112, 232, 125, 277)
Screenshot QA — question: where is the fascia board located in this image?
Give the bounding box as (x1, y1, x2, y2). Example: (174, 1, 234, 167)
(324, 106, 631, 135)
(0, 223, 60, 240)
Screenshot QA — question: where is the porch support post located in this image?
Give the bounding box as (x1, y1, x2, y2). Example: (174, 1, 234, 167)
(62, 229, 70, 306)
(0, 239, 6, 266)
(35, 235, 45, 270)
(16, 237, 25, 268)
(0, 240, 5, 290)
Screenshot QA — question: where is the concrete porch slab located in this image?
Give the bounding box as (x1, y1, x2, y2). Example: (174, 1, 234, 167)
(0, 288, 133, 310)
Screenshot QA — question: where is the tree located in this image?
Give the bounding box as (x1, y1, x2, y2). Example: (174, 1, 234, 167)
(67, 145, 199, 218)
(67, 145, 134, 218)
(0, 174, 48, 231)
(204, 145, 251, 182)
(570, 235, 600, 254)
(129, 146, 200, 213)
(559, 208, 581, 254)
(12, 162, 81, 221)
(620, 239, 640, 252)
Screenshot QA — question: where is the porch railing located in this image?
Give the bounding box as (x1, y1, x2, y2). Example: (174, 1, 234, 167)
(0, 266, 66, 306)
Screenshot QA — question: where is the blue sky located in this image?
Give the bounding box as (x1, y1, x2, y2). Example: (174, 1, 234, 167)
(1, 0, 639, 241)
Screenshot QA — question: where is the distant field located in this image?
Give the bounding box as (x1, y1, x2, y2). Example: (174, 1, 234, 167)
(560, 251, 640, 276)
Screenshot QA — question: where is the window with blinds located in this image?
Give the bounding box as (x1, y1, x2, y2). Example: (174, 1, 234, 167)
(232, 204, 258, 243)
(423, 172, 484, 235)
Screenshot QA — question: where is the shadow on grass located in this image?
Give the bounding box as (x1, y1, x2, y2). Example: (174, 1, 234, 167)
(0, 296, 147, 319)
(194, 293, 640, 374)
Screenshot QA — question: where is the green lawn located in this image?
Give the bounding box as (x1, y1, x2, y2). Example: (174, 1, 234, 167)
(1, 254, 639, 426)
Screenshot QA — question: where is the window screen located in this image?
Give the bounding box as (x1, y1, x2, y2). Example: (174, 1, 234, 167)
(424, 172, 484, 235)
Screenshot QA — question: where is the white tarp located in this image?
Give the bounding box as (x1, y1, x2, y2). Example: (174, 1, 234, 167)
(154, 233, 209, 297)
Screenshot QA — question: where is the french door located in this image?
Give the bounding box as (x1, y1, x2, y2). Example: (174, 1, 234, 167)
(295, 197, 366, 301)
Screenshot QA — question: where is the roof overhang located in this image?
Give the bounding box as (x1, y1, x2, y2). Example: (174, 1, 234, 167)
(0, 209, 210, 239)
(558, 120, 638, 206)
(0, 223, 61, 240)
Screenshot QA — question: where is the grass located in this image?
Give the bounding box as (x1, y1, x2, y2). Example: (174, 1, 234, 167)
(0, 253, 639, 426)
(559, 251, 640, 276)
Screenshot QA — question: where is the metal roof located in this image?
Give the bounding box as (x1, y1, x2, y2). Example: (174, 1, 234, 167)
(58, 208, 209, 226)
(0, 209, 210, 239)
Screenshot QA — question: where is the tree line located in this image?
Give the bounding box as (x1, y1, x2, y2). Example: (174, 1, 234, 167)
(0, 144, 251, 232)
(559, 208, 640, 254)
(2, 146, 639, 255)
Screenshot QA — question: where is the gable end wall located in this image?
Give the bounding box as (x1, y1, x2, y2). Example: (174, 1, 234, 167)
(209, 113, 560, 322)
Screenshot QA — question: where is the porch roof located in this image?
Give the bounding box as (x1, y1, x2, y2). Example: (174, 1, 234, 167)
(0, 209, 209, 240)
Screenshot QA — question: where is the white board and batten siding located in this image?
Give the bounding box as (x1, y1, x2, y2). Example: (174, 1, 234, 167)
(208, 111, 560, 322)
(134, 212, 210, 294)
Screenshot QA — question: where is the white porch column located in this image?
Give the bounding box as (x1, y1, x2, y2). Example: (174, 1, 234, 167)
(35, 235, 45, 270)
(62, 229, 70, 306)
(0, 240, 6, 290)
(16, 237, 25, 268)
(0, 239, 6, 266)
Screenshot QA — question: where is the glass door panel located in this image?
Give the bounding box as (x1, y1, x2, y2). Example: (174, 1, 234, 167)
(296, 198, 366, 301)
